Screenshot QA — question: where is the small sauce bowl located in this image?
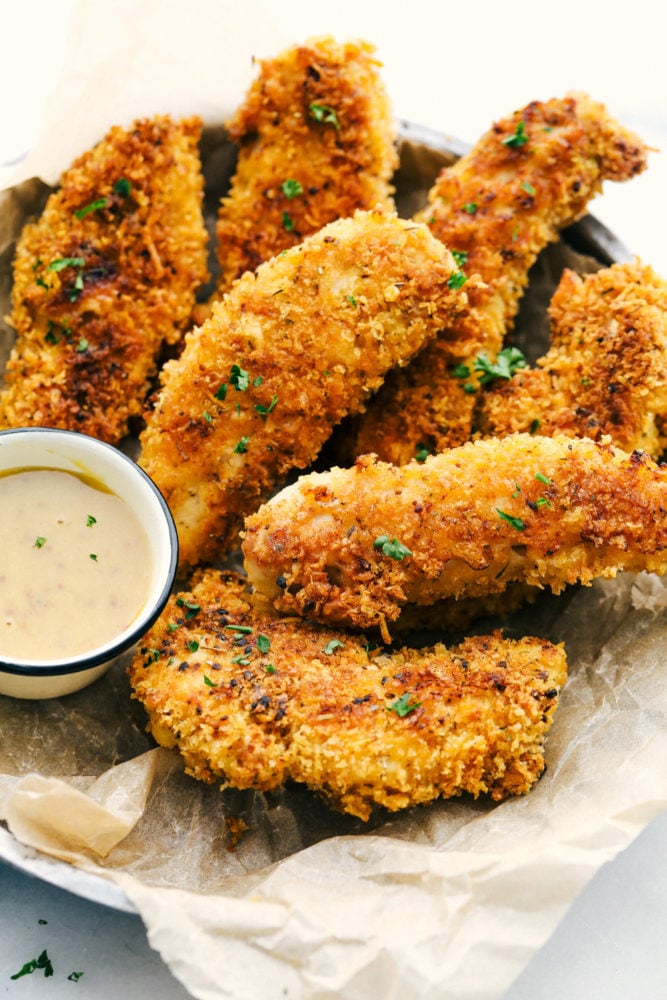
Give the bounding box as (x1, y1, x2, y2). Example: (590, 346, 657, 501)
(0, 427, 178, 699)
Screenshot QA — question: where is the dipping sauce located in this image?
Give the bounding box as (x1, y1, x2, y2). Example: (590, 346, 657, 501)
(0, 467, 153, 661)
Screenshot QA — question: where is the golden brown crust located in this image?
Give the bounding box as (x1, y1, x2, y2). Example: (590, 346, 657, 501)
(479, 261, 667, 456)
(139, 209, 475, 569)
(129, 569, 567, 820)
(243, 434, 667, 634)
(214, 37, 398, 295)
(2, 116, 209, 443)
(343, 92, 648, 465)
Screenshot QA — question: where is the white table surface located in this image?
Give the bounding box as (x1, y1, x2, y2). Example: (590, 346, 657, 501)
(1, 2, 666, 998)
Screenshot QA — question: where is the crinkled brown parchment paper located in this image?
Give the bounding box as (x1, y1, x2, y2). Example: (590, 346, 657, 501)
(1, 43, 666, 1000)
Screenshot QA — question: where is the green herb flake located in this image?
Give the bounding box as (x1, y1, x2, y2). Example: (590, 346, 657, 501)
(521, 180, 536, 196)
(255, 395, 278, 416)
(175, 598, 201, 619)
(224, 624, 253, 634)
(280, 178, 303, 199)
(75, 197, 107, 219)
(536, 497, 551, 508)
(143, 648, 161, 666)
(447, 270, 467, 290)
(414, 444, 430, 463)
(512, 483, 521, 498)
(256, 634, 271, 653)
(10, 950, 54, 980)
(68, 971, 85, 982)
(463, 202, 478, 214)
(203, 674, 217, 687)
(214, 383, 228, 401)
(167, 622, 179, 633)
(282, 211, 295, 232)
(463, 382, 478, 394)
(203, 411, 213, 424)
(229, 363, 250, 392)
(253, 375, 264, 388)
(33, 536, 46, 549)
(496, 508, 526, 531)
(323, 639, 345, 655)
(186, 640, 200, 653)
(451, 249, 468, 268)
(113, 177, 132, 197)
(231, 654, 250, 665)
(309, 102, 340, 130)
(89, 553, 98, 561)
(474, 346, 526, 385)
(373, 535, 412, 560)
(47, 256, 85, 273)
(503, 120, 529, 148)
(234, 436, 250, 454)
(529, 418, 541, 434)
(535, 472, 551, 485)
(346, 294, 357, 307)
(76, 337, 89, 352)
(265, 664, 277, 674)
(386, 693, 421, 717)
(451, 363, 471, 378)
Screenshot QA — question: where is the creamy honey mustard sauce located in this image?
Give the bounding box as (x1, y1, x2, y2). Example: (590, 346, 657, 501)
(0, 468, 153, 660)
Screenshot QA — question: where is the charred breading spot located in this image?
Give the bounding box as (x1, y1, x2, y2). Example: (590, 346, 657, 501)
(2, 115, 208, 443)
(243, 434, 667, 634)
(129, 569, 567, 820)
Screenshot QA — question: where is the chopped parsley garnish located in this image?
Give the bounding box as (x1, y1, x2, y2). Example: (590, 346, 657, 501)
(167, 622, 179, 632)
(175, 598, 201, 619)
(203, 411, 213, 424)
(86, 514, 97, 527)
(512, 483, 521, 498)
(256, 634, 271, 653)
(265, 664, 277, 674)
(68, 972, 85, 982)
(346, 294, 357, 307)
(463, 383, 477, 394)
(113, 177, 132, 197)
(10, 950, 54, 980)
(214, 383, 228, 401)
(282, 211, 295, 232)
(33, 536, 46, 549)
(503, 120, 529, 148)
(529, 418, 541, 434)
(224, 624, 253, 634)
(451, 363, 471, 379)
(203, 675, 217, 687)
(255, 395, 278, 416)
(309, 102, 340, 130)
(451, 249, 468, 268)
(229, 364, 250, 392)
(253, 375, 263, 387)
(47, 256, 85, 273)
(414, 444, 430, 463)
(387, 693, 421, 717)
(75, 197, 107, 219)
(447, 270, 467, 290)
(463, 202, 478, 214)
(280, 178, 303, 199)
(186, 640, 199, 652)
(323, 639, 345, 655)
(231, 654, 250, 666)
(89, 553, 98, 561)
(143, 648, 161, 665)
(521, 180, 536, 195)
(234, 436, 250, 454)
(474, 346, 526, 385)
(373, 535, 412, 560)
(536, 497, 551, 508)
(76, 337, 89, 352)
(535, 472, 551, 485)
(496, 509, 526, 531)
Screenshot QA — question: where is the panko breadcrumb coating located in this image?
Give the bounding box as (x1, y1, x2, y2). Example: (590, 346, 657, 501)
(343, 92, 648, 465)
(2, 116, 209, 444)
(139, 209, 476, 569)
(214, 36, 398, 295)
(129, 569, 567, 821)
(479, 261, 667, 456)
(243, 433, 667, 637)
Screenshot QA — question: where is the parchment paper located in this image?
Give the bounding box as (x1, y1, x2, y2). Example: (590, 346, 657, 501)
(1, 7, 666, 999)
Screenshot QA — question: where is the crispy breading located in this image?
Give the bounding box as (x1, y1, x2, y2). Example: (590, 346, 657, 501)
(479, 261, 667, 456)
(214, 36, 398, 296)
(2, 116, 209, 444)
(341, 92, 648, 465)
(139, 209, 475, 569)
(243, 433, 667, 637)
(129, 569, 567, 821)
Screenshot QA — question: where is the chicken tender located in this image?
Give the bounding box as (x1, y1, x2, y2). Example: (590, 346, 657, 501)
(2, 116, 209, 444)
(214, 36, 398, 295)
(139, 209, 475, 569)
(129, 569, 567, 821)
(480, 261, 667, 456)
(243, 434, 667, 637)
(343, 92, 648, 464)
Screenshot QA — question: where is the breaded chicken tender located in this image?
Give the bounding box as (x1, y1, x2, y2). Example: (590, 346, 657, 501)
(129, 569, 567, 820)
(343, 93, 648, 465)
(139, 209, 475, 569)
(243, 434, 667, 637)
(2, 116, 209, 444)
(480, 261, 667, 456)
(214, 36, 398, 295)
